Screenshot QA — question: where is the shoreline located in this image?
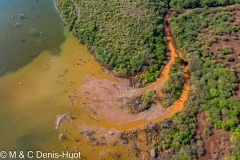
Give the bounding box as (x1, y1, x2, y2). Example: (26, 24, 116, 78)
(54, 0, 62, 18)
(53, 0, 189, 129)
(53, 0, 117, 77)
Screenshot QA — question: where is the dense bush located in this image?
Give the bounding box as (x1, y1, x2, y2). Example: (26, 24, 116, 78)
(141, 90, 156, 110)
(227, 126, 240, 160)
(216, 45, 234, 59)
(129, 90, 156, 114)
(151, 5, 240, 159)
(162, 59, 184, 107)
(170, 0, 240, 9)
(57, 0, 169, 86)
(56, 0, 76, 30)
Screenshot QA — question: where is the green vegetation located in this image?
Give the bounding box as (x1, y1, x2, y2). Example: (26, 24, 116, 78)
(162, 58, 184, 107)
(228, 126, 240, 159)
(57, 0, 169, 86)
(141, 90, 156, 110)
(170, 0, 240, 9)
(151, 5, 240, 159)
(56, 0, 76, 30)
(56, 0, 240, 158)
(129, 90, 156, 114)
(216, 45, 233, 59)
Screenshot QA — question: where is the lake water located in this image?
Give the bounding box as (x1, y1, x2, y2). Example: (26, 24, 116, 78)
(0, 1, 151, 159)
(0, 0, 191, 159)
(0, 0, 65, 77)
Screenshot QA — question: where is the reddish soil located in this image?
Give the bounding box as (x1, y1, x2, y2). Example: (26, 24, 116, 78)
(196, 18, 239, 160)
(197, 111, 232, 160)
(183, 9, 240, 160)
(208, 10, 240, 99)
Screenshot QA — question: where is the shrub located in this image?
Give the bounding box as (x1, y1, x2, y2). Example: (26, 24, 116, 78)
(162, 61, 184, 107)
(221, 36, 228, 41)
(141, 90, 156, 110)
(203, 128, 212, 136)
(226, 55, 234, 62)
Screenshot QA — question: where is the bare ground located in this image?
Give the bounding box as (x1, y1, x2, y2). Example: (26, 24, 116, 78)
(209, 10, 240, 99)
(77, 75, 170, 125)
(197, 111, 232, 160)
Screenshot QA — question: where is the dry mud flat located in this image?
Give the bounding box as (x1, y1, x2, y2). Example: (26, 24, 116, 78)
(78, 75, 171, 125)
